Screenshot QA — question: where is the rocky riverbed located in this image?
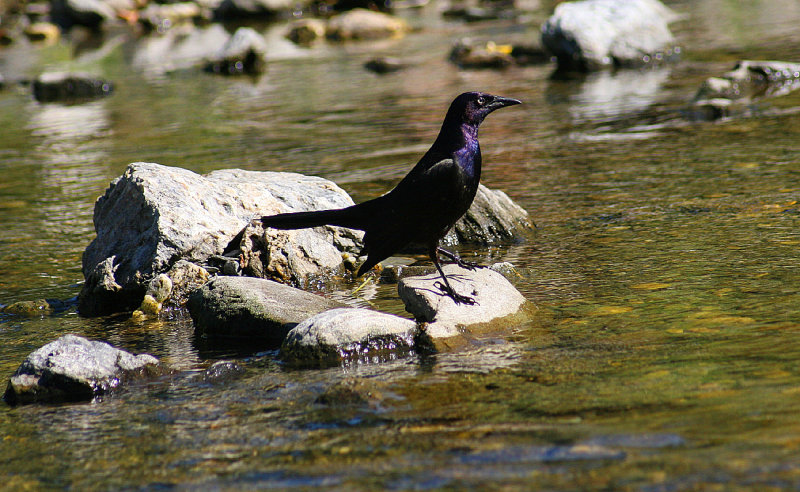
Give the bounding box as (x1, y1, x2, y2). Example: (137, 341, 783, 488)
(3, 0, 800, 488)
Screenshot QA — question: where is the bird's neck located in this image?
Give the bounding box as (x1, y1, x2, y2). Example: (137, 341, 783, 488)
(434, 121, 480, 156)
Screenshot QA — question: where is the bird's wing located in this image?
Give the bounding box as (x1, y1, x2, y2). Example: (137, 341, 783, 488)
(355, 152, 481, 276)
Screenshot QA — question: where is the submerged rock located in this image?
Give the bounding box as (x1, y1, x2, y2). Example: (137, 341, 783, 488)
(203, 360, 246, 382)
(188, 276, 346, 347)
(79, 163, 358, 316)
(204, 27, 268, 75)
(691, 60, 800, 120)
(541, 0, 679, 71)
(32, 72, 113, 103)
(281, 307, 416, 367)
(399, 264, 529, 349)
(315, 377, 389, 407)
(1, 299, 56, 316)
(326, 9, 409, 41)
(3, 334, 159, 405)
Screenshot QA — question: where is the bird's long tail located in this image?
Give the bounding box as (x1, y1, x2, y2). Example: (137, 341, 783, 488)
(260, 204, 369, 231)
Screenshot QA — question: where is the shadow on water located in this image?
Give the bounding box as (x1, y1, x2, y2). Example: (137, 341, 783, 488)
(2, 0, 800, 488)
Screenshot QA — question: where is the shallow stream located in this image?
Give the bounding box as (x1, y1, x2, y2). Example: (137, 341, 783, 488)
(2, 0, 800, 489)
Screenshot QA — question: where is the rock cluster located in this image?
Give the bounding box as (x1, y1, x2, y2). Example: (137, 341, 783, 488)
(78, 162, 530, 317)
(73, 162, 533, 366)
(4, 160, 533, 401)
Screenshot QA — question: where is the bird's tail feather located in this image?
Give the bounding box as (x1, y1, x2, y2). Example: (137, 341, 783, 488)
(261, 204, 368, 231)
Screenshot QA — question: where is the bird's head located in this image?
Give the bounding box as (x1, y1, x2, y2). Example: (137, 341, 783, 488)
(449, 91, 522, 128)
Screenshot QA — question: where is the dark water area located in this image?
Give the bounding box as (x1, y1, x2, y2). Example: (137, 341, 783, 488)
(2, 0, 800, 489)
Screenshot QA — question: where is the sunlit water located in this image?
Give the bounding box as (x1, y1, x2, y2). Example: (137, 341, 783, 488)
(2, 1, 800, 489)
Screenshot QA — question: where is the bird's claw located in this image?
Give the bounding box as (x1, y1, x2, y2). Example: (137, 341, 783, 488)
(434, 281, 477, 305)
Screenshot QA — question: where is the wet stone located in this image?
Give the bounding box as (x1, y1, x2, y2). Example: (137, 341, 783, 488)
(3, 334, 160, 405)
(203, 361, 246, 383)
(1, 299, 55, 316)
(188, 276, 347, 347)
(281, 307, 417, 368)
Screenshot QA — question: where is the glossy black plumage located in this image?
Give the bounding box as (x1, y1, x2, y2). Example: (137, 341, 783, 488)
(261, 91, 521, 304)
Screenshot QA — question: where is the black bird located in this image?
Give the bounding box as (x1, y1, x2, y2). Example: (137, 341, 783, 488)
(261, 91, 521, 304)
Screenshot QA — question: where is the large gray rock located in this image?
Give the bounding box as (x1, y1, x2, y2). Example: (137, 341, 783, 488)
(281, 307, 417, 367)
(541, 0, 679, 71)
(204, 27, 268, 76)
(188, 276, 347, 346)
(79, 163, 359, 316)
(3, 334, 159, 405)
(399, 264, 529, 349)
(691, 60, 800, 120)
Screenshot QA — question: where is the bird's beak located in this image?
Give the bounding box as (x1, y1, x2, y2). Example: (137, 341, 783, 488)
(489, 96, 522, 111)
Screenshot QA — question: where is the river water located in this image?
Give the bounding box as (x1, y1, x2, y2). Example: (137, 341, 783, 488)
(2, 0, 800, 489)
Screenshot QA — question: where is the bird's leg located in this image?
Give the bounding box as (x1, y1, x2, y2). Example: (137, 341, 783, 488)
(436, 246, 483, 270)
(430, 246, 476, 305)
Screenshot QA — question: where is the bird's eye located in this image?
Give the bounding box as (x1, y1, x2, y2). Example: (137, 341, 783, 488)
(476, 96, 487, 106)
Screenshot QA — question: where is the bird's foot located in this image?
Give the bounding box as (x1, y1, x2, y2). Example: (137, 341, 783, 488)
(434, 281, 477, 305)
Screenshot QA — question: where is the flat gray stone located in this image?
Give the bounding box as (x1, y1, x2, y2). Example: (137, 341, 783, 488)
(281, 307, 417, 367)
(188, 276, 346, 347)
(3, 334, 159, 405)
(399, 264, 528, 343)
(541, 0, 679, 71)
